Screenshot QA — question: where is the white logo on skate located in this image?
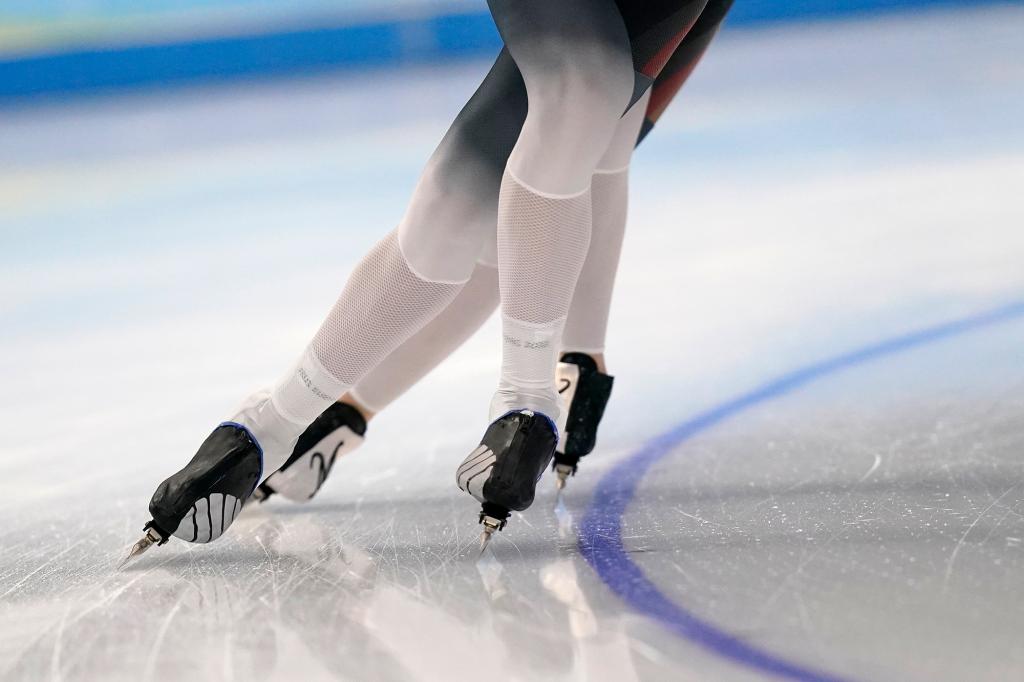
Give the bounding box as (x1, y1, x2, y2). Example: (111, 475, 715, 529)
(172, 493, 242, 543)
(456, 444, 495, 503)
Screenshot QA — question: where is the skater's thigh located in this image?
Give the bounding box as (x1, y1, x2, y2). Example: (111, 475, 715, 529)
(431, 49, 526, 198)
(487, 0, 633, 87)
(616, 0, 710, 81)
(637, 0, 734, 143)
(399, 49, 526, 281)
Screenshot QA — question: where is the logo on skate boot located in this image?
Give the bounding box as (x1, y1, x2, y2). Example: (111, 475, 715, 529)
(456, 444, 496, 500)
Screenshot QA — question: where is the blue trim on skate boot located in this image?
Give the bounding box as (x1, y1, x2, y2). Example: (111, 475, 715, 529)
(218, 421, 264, 493)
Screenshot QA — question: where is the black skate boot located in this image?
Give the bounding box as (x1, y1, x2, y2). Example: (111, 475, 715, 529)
(252, 402, 367, 503)
(122, 422, 263, 564)
(456, 410, 558, 542)
(552, 353, 614, 489)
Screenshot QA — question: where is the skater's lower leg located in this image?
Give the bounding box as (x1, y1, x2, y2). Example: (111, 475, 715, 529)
(561, 88, 649, 362)
(458, 0, 634, 525)
(258, 261, 500, 503)
(144, 52, 526, 543)
(234, 227, 467, 477)
(149, 228, 469, 532)
(231, 48, 525, 477)
(488, 0, 634, 423)
(346, 260, 499, 413)
(552, 91, 646, 484)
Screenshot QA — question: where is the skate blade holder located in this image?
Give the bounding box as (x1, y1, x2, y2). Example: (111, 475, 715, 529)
(553, 463, 575, 490)
(143, 520, 170, 545)
(478, 502, 510, 533)
(479, 514, 507, 533)
(553, 458, 579, 490)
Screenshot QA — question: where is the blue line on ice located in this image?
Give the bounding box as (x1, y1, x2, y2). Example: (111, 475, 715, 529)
(578, 299, 1024, 682)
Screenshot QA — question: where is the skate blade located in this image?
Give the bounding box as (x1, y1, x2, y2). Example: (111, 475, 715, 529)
(478, 529, 493, 554)
(117, 534, 156, 569)
(116, 523, 167, 570)
(477, 514, 505, 556)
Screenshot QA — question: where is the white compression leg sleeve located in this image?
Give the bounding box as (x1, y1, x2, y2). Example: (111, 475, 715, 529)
(349, 261, 499, 413)
(492, 171, 593, 420)
(232, 230, 464, 476)
(562, 89, 650, 354)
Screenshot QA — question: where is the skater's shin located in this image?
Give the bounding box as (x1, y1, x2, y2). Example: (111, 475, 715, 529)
(493, 165, 599, 420)
(560, 166, 628, 354)
(235, 230, 465, 475)
(562, 91, 649, 355)
(349, 261, 499, 413)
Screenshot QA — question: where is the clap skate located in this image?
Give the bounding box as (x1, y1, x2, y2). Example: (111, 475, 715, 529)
(456, 409, 558, 549)
(119, 422, 263, 567)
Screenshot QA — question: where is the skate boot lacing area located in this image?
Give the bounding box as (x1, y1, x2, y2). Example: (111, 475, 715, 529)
(147, 423, 263, 544)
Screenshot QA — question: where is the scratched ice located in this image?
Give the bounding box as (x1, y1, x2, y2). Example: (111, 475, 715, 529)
(2, 5, 1024, 681)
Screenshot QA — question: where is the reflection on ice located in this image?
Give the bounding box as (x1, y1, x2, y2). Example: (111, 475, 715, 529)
(476, 546, 507, 601)
(554, 491, 574, 540)
(0, 489, 658, 681)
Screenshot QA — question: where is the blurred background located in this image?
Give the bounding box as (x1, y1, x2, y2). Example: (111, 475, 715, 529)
(0, 0, 1012, 99)
(2, 1, 1024, 680)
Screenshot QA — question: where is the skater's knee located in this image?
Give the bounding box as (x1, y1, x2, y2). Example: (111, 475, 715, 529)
(596, 88, 650, 173)
(398, 49, 524, 283)
(398, 158, 498, 283)
(512, 49, 635, 192)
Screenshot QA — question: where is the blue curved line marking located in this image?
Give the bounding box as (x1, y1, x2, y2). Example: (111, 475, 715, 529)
(578, 300, 1024, 681)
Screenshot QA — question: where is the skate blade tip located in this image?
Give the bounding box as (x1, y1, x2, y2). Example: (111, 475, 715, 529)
(116, 549, 140, 571)
(116, 534, 158, 570)
(478, 529, 496, 554)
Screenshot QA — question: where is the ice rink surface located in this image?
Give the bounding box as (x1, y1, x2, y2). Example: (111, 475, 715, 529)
(2, 5, 1024, 681)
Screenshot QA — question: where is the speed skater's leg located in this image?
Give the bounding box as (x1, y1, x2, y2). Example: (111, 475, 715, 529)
(553, 0, 734, 485)
(458, 0, 636, 533)
(242, 1, 738, 519)
(258, 261, 499, 502)
(348, 261, 500, 413)
(261, 0, 738, 512)
(552, 88, 649, 486)
(141, 52, 529, 547)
